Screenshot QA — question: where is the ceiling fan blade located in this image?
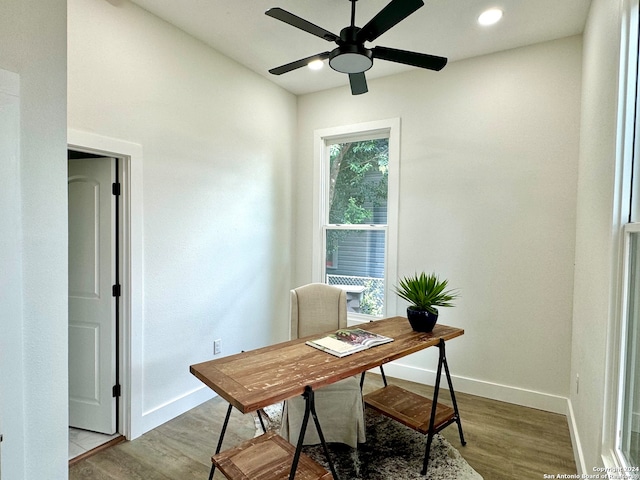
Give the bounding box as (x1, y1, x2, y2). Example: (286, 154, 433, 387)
(357, 0, 424, 43)
(266, 8, 339, 42)
(373, 46, 447, 71)
(349, 72, 368, 95)
(269, 52, 331, 75)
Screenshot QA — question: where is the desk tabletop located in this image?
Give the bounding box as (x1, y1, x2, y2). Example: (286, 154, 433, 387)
(190, 316, 463, 414)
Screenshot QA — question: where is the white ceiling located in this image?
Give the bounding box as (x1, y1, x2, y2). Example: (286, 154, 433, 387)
(127, 0, 592, 96)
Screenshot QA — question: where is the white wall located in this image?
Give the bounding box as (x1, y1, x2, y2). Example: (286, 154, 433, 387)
(68, 0, 297, 433)
(0, 66, 25, 480)
(0, 0, 68, 479)
(297, 36, 582, 412)
(570, 0, 623, 472)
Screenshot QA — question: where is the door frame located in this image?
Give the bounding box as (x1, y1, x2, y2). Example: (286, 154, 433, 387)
(68, 129, 144, 439)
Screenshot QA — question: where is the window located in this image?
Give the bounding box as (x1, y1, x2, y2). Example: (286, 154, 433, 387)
(620, 226, 640, 467)
(313, 119, 399, 321)
(614, 0, 640, 469)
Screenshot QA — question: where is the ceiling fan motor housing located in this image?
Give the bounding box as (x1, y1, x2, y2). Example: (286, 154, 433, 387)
(329, 26, 373, 74)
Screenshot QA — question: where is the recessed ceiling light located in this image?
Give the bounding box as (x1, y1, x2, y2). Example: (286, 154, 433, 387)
(478, 8, 503, 26)
(308, 59, 324, 70)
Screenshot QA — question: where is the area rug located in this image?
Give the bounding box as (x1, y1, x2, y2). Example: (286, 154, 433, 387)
(254, 403, 482, 480)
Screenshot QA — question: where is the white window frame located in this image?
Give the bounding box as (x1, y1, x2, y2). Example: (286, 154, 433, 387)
(615, 224, 640, 468)
(312, 118, 400, 324)
(603, 0, 640, 471)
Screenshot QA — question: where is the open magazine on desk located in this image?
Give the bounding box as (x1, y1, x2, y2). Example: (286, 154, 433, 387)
(306, 328, 393, 357)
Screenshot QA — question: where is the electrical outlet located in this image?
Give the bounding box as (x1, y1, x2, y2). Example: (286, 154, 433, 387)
(214, 339, 222, 355)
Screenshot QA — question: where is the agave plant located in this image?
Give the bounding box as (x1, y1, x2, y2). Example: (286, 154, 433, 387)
(394, 272, 458, 314)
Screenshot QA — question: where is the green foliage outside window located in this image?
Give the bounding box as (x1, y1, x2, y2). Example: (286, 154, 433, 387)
(360, 279, 385, 316)
(327, 139, 389, 254)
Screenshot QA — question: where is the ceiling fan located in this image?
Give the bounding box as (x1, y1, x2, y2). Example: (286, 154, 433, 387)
(265, 0, 447, 95)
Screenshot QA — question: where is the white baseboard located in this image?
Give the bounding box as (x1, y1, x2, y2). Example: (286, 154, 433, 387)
(378, 360, 569, 414)
(566, 399, 587, 475)
(140, 386, 216, 434)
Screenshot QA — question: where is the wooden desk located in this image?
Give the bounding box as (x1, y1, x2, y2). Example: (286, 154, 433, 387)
(190, 316, 465, 480)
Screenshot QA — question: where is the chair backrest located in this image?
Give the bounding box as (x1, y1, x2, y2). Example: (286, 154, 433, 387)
(290, 283, 347, 339)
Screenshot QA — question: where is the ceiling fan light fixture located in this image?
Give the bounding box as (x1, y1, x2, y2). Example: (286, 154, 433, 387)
(308, 59, 324, 70)
(329, 47, 373, 74)
(478, 8, 503, 26)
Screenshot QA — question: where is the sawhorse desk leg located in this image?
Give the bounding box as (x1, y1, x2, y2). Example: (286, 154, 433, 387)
(289, 386, 339, 480)
(209, 403, 233, 480)
(208, 386, 339, 480)
(363, 338, 467, 477)
(422, 339, 466, 475)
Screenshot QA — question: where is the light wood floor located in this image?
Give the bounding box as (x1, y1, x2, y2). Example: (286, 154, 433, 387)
(69, 375, 577, 479)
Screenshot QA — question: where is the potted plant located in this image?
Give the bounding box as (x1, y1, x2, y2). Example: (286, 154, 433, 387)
(394, 272, 459, 332)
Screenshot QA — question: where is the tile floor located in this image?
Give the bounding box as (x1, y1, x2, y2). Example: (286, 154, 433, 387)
(69, 428, 120, 460)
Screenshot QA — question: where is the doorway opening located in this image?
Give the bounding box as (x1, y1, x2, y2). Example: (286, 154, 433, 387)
(67, 150, 122, 459)
(67, 128, 144, 448)
(67, 147, 129, 462)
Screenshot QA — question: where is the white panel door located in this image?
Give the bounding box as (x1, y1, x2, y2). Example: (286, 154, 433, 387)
(68, 157, 116, 434)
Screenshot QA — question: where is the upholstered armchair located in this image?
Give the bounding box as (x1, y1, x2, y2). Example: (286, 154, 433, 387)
(280, 283, 366, 448)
